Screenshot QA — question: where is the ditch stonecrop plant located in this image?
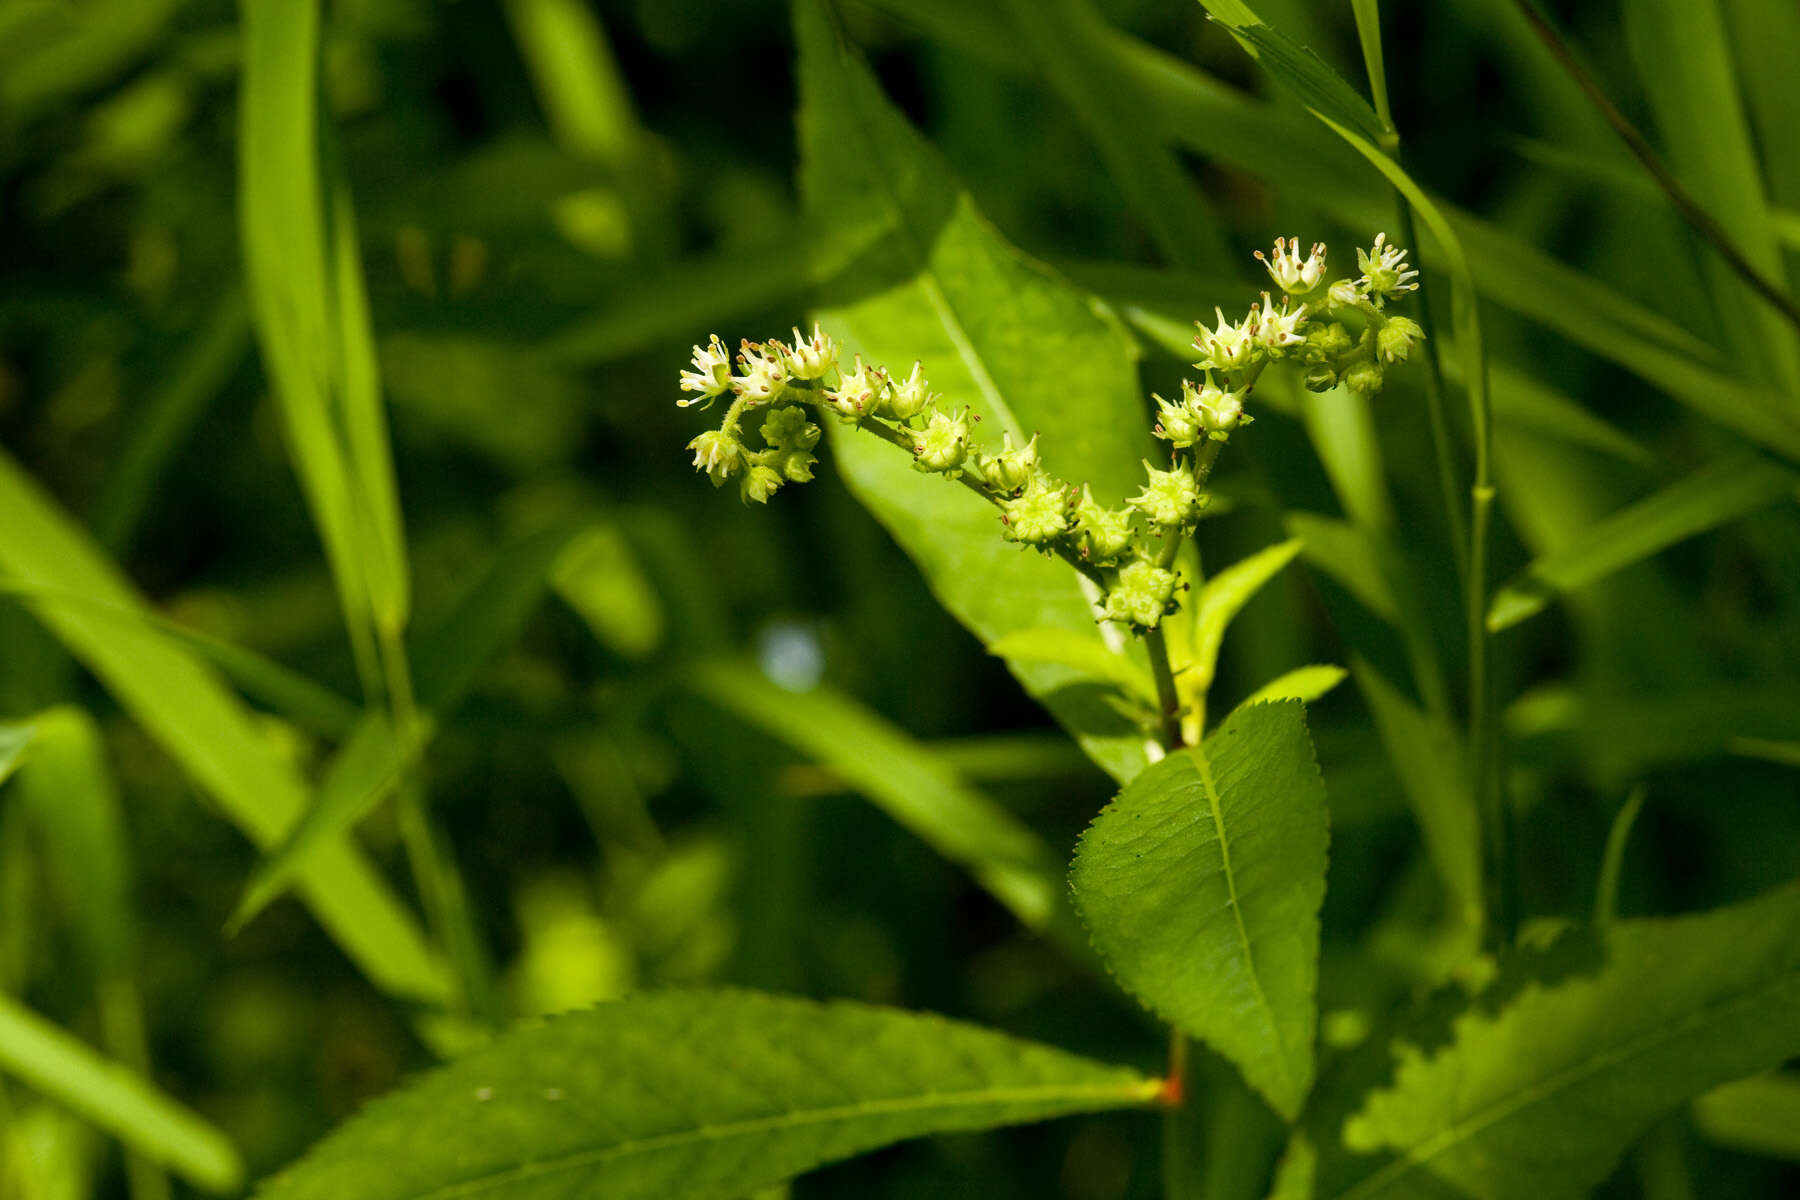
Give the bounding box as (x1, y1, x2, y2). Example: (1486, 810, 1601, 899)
(677, 236, 1423, 635)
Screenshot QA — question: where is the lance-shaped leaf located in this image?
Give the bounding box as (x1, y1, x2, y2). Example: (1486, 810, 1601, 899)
(254, 990, 1159, 1200)
(1071, 700, 1329, 1120)
(795, 0, 1158, 783)
(1323, 879, 1800, 1199)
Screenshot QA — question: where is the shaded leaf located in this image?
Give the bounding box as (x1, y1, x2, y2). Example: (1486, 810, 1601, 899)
(255, 990, 1158, 1200)
(1692, 1073, 1800, 1162)
(1071, 700, 1328, 1119)
(1326, 880, 1800, 1199)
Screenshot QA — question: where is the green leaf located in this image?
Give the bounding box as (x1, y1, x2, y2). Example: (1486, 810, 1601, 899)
(1071, 700, 1328, 1119)
(1692, 1073, 1800, 1161)
(0, 991, 242, 1193)
(1188, 538, 1304, 696)
(1241, 664, 1348, 709)
(239, 0, 409, 688)
(1347, 0, 1390, 127)
(1284, 514, 1398, 623)
(255, 990, 1159, 1200)
(796, 0, 1158, 782)
(0, 723, 32, 788)
(1488, 451, 1798, 632)
(987, 629, 1159, 710)
(688, 659, 1072, 939)
(0, 447, 448, 1007)
(1352, 660, 1480, 927)
(1324, 880, 1800, 1199)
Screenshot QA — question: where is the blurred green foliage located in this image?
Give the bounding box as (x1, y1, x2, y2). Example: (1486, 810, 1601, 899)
(2, 0, 1799, 1197)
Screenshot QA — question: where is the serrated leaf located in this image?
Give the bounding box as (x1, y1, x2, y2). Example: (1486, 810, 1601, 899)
(1242, 664, 1348, 709)
(1488, 451, 1798, 632)
(1324, 880, 1800, 1199)
(0, 992, 241, 1193)
(255, 990, 1159, 1200)
(1071, 700, 1328, 1119)
(796, 0, 1157, 783)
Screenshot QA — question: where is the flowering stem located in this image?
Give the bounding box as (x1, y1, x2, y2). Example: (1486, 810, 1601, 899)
(1144, 624, 1184, 752)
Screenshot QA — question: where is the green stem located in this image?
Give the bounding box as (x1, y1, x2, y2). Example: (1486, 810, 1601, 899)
(1161, 1032, 1194, 1200)
(1396, 198, 1468, 582)
(1144, 624, 1184, 751)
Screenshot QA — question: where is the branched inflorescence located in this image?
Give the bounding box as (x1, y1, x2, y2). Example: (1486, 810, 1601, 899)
(677, 235, 1424, 632)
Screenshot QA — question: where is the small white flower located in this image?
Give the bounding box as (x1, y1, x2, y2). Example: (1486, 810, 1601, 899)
(1255, 236, 1328, 296)
(824, 355, 887, 424)
(782, 324, 838, 380)
(678, 335, 733, 407)
(1193, 306, 1259, 374)
(731, 340, 790, 405)
(1247, 292, 1308, 355)
(1357, 233, 1419, 304)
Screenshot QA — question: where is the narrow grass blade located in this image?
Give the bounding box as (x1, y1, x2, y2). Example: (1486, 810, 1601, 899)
(1348, 0, 1390, 126)
(1488, 452, 1798, 632)
(0, 992, 242, 1193)
(1594, 786, 1646, 927)
(1072, 700, 1329, 1119)
(0, 448, 447, 1006)
(689, 658, 1072, 940)
(502, 0, 639, 166)
(255, 990, 1158, 1200)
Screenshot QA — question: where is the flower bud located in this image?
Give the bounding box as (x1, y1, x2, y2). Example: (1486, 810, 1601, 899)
(978, 431, 1040, 492)
(678, 335, 733, 408)
(882, 361, 936, 422)
(1343, 359, 1385, 398)
(1377, 316, 1425, 364)
(739, 463, 784, 504)
(761, 406, 820, 452)
(1000, 476, 1073, 545)
(1128, 461, 1205, 529)
(1302, 321, 1354, 365)
(824, 356, 887, 425)
(1153, 393, 1201, 448)
(1302, 364, 1340, 393)
(1185, 377, 1247, 438)
(1326, 279, 1362, 311)
(1102, 559, 1179, 629)
(687, 428, 743, 486)
(1073, 487, 1134, 566)
(913, 405, 973, 474)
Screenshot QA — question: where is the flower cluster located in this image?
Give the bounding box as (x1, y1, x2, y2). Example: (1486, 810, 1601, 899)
(676, 236, 1425, 631)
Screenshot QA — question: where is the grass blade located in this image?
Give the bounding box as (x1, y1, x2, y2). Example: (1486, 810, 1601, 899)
(1488, 452, 1799, 632)
(0, 992, 242, 1193)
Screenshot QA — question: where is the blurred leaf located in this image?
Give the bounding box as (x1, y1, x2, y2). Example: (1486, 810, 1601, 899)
(986, 629, 1159, 710)
(1731, 737, 1800, 769)
(1352, 660, 1480, 928)
(0, 992, 241, 1193)
(1488, 452, 1798, 632)
(0, 724, 32, 788)
(233, 523, 584, 929)
(12, 708, 132, 979)
(1241, 664, 1347, 709)
(0, 0, 182, 123)
(552, 524, 665, 660)
(1325, 880, 1800, 1198)
(1593, 786, 1646, 927)
(1623, 0, 1799, 389)
(239, 0, 409, 687)
(1207, 10, 1390, 146)
(796, 0, 1158, 783)
(379, 334, 583, 470)
(1692, 1073, 1800, 1162)
(0, 448, 448, 1006)
(1071, 700, 1328, 1120)
(1002, 0, 1229, 272)
(1284, 514, 1397, 623)
(255, 990, 1158, 1200)
(502, 0, 640, 168)
(689, 659, 1072, 939)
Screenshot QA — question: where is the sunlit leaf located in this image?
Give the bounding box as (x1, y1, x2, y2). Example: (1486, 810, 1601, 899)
(1241, 664, 1348, 709)
(1324, 880, 1800, 1198)
(1692, 1073, 1800, 1162)
(255, 990, 1159, 1200)
(1071, 700, 1328, 1119)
